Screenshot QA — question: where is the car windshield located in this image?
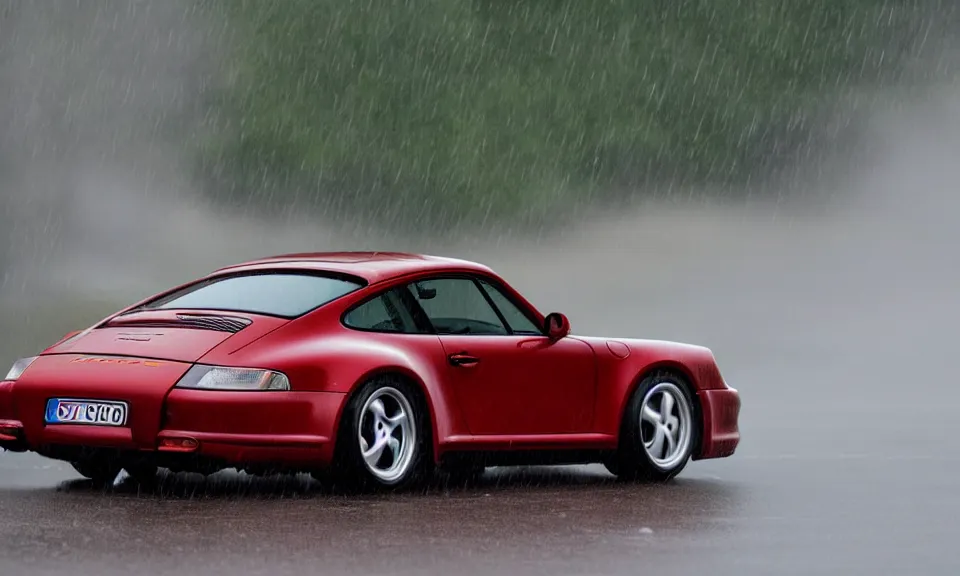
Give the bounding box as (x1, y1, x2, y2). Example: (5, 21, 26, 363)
(140, 272, 364, 318)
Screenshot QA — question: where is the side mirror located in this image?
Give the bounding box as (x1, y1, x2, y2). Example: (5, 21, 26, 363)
(544, 312, 571, 340)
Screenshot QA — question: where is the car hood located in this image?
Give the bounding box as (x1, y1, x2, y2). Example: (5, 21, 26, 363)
(42, 309, 290, 363)
(572, 335, 728, 390)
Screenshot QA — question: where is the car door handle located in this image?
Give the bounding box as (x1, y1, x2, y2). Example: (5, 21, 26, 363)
(448, 353, 480, 367)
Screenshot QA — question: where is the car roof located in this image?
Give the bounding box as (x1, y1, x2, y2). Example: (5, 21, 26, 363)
(209, 251, 495, 284)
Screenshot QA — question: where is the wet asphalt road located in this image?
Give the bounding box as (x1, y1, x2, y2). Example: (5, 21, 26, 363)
(4, 98, 960, 575)
(0, 443, 957, 575)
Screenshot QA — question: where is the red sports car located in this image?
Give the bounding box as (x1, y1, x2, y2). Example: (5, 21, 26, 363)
(0, 252, 740, 490)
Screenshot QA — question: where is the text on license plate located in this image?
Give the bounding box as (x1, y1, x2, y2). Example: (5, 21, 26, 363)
(45, 398, 129, 426)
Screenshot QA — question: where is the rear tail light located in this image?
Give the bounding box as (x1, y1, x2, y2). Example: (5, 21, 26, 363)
(174, 365, 291, 391)
(4, 357, 38, 381)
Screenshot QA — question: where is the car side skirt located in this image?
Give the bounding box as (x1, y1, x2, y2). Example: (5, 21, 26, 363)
(440, 433, 618, 453)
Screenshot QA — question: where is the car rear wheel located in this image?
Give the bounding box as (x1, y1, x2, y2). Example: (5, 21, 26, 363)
(604, 370, 699, 482)
(327, 375, 431, 491)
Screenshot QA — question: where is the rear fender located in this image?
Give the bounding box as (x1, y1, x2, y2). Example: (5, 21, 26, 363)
(212, 315, 460, 465)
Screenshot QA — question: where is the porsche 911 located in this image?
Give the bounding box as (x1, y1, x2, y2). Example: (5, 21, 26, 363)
(0, 252, 740, 490)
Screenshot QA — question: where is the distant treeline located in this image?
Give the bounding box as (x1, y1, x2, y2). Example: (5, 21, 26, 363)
(194, 0, 952, 230)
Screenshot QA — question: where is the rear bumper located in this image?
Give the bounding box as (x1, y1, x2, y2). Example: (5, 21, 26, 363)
(693, 387, 741, 460)
(155, 429, 332, 468)
(156, 388, 345, 466)
(1, 387, 347, 471)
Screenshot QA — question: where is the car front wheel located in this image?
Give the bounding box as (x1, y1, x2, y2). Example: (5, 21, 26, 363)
(605, 370, 699, 482)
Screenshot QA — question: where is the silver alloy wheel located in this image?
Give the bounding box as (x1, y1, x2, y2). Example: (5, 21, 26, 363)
(357, 386, 416, 484)
(639, 381, 692, 470)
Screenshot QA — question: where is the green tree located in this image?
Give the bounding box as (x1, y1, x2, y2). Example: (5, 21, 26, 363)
(195, 0, 945, 232)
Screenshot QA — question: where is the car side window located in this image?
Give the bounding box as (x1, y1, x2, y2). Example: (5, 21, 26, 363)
(343, 289, 426, 333)
(477, 279, 543, 335)
(405, 278, 508, 335)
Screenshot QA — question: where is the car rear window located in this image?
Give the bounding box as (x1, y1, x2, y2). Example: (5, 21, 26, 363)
(143, 272, 364, 318)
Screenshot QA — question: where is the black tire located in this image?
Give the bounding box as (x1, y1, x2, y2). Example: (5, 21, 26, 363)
(324, 374, 432, 492)
(71, 458, 123, 487)
(604, 369, 700, 482)
(124, 462, 159, 486)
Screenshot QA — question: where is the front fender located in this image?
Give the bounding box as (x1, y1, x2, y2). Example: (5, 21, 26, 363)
(583, 337, 727, 436)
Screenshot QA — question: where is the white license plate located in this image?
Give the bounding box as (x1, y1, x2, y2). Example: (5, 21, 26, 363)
(45, 398, 129, 426)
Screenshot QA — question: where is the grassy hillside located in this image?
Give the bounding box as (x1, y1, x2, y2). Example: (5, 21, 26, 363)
(193, 0, 946, 231)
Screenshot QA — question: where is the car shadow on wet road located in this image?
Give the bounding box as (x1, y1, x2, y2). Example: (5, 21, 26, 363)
(50, 464, 739, 505)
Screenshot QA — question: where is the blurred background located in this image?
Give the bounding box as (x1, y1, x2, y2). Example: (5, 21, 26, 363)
(2, 1, 960, 574)
(2, 0, 958, 358)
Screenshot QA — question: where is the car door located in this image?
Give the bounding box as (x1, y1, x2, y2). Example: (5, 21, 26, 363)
(403, 275, 596, 436)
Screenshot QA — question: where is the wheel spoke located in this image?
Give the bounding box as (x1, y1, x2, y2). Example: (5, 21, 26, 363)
(660, 392, 675, 421)
(647, 426, 665, 458)
(367, 398, 388, 425)
(387, 436, 401, 463)
(663, 425, 676, 457)
(387, 409, 407, 430)
(641, 404, 661, 425)
(362, 436, 389, 467)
